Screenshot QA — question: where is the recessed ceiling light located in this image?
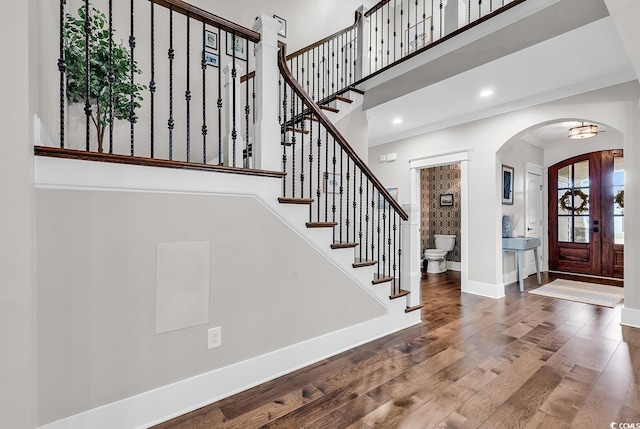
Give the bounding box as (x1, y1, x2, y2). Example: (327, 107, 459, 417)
(392, 118, 402, 124)
(479, 89, 494, 97)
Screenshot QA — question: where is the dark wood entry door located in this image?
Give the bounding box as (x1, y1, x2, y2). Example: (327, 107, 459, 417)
(548, 150, 624, 278)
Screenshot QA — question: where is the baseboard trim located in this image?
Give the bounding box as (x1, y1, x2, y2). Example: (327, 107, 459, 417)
(462, 279, 505, 299)
(39, 313, 420, 429)
(621, 307, 640, 329)
(503, 270, 517, 285)
(446, 261, 461, 271)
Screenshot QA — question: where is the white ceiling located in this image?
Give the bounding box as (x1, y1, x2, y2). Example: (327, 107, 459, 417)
(365, 16, 636, 146)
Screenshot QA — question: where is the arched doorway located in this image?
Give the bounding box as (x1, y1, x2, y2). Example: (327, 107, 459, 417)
(548, 150, 624, 278)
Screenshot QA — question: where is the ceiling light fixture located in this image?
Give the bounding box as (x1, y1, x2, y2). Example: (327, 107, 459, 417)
(479, 89, 494, 97)
(392, 118, 402, 124)
(568, 122, 598, 139)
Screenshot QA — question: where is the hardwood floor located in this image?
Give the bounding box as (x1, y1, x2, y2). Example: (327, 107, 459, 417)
(153, 271, 639, 429)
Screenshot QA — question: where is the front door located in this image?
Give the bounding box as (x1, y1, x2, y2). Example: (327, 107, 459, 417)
(548, 150, 624, 278)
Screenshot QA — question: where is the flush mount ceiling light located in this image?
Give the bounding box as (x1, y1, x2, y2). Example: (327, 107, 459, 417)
(568, 122, 598, 139)
(392, 118, 402, 124)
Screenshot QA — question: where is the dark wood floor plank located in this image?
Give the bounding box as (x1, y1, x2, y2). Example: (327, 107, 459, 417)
(539, 364, 600, 425)
(156, 271, 637, 429)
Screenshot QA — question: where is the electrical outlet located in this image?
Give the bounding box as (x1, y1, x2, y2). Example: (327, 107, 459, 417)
(208, 326, 221, 349)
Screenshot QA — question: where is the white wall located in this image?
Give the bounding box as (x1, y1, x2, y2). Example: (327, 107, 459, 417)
(0, 1, 38, 428)
(36, 185, 386, 425)
(499, 140, 543, 277)
(368, 82, 639, 295)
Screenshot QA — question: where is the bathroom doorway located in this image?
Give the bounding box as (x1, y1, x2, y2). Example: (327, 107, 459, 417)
(420, 164, 462, 273)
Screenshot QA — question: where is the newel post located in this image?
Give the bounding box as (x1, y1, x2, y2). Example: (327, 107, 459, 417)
(402, 204, 421, 308)
(355, 5, 370, 81)
(223, 63, 245, 166)
(252, 15, 282, 171)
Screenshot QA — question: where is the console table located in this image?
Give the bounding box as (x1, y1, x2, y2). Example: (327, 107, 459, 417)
(503, 237, 541, 292)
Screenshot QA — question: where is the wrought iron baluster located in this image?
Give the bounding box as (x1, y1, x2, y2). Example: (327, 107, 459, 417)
(201, 22, 207, 163)
(346, 157, 350, 243)
(382, 201, 387, 277)
(440, 1, 444, 39)
(186, 14, 191, 162)
(393, 211, 398, 284)
(168, 6, 174, 160)
(281, 76, 288, 196)
(231, 31, 237, 167)
(316, 114, 322, 222)
(365, 178, 370, 262)
(332, 137, 337, 241)
(244, 69, 250, 168)
(149, 0, 155, 158)
(83, 0, 91, 152)
(129, 0, 136, 155)
(325, 129, 329, 223)
(393, 0, 398, 62)
(108, 0, 114, 153)
(356, 169, 361, 256)
(376, 189, 381, 277)
(398, 218, 402, 294)
(374, 9, 378, 68)
(217, 27, 222, 165)
(290, 85, 296, 197)
(339, 147, 344, 243)
(400, 3, 404, 57)
(58, 0, 66, 149)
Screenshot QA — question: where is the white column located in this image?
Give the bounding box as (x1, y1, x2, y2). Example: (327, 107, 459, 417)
(252, 15, 282, 171)
(402, 199, 421, 308)
(355, 6, 370, 81)
(444, 0, 460, 36)
(223, 63, 245, 167)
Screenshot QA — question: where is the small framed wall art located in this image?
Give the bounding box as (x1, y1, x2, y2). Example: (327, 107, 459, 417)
(226, 33, 248, 61)
(273, 15, 286, 37)
(203, 50, 219, 67)
(205, 30, 218, 50)
(440, 193, 453, 207)
(502, 164, 514, 205)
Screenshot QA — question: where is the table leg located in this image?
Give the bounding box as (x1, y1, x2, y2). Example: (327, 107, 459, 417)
(533, 247, 541, 284)
(517, 250, 524, 293)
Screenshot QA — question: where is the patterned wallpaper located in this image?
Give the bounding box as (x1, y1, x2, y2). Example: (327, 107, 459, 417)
(420, 164, 461, 262)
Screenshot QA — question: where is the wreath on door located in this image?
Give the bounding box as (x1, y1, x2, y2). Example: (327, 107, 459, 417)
(559, 189, 589, 214)
(615, 189, 624, 210)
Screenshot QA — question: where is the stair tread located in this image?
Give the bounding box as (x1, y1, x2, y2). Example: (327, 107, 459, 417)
(344, 87, 364, 95)
(278, 197, 314, 205)
(306, 222, 338, 228)
(330, 242, 359, 249)
(287, 126, 310, 135)
(353, 259, 378, 268)
(319, 105, 339, 113)
(372, 274, 395, 285)
(405, 305, 423, 313)
(335, 95, 353, 104)
(390, 290, 410, 300)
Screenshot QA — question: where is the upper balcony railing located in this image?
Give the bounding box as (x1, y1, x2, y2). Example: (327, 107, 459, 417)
(285, 0, 524, 98)
(53, 0, 260, 170)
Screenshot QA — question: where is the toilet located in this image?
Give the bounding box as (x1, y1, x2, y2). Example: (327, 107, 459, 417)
(423, 234, 456, 274)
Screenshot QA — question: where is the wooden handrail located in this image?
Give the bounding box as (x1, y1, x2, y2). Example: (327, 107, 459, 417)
(35, 146, 285, 178)
(151, 0, 260, 43)
(277, 48, 408, 220)
(285, 10, 361, 60)
(364, 0, 392, 17)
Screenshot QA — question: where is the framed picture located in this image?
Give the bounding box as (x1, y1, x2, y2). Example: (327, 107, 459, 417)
(273, 15, 286, 37)
(205, 30, 217, 50)
(378, 187, 398, 210)
(203, 50, 219, 67)
(406, 16, 432, 54)
(226, 33, 248, 61)
(324, 172, 342, 194)
(440, 193, 453, 207)
(502, 164, 514, 205)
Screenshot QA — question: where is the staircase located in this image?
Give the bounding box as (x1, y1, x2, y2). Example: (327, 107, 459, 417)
(276, 47, 422, 315)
